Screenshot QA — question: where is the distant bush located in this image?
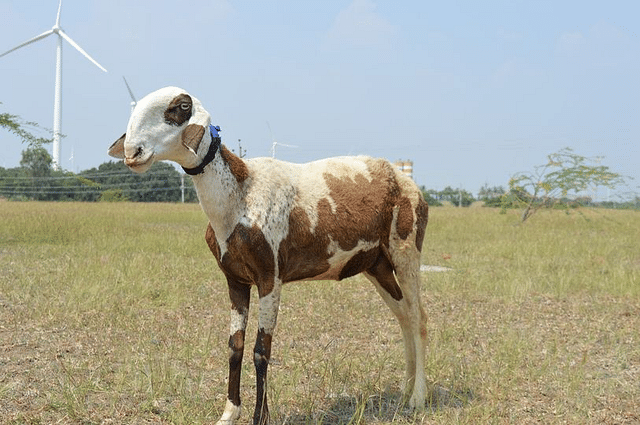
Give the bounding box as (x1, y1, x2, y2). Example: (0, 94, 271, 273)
(99, 189, 129, 202)
(478, 184, 506, 207)
(420, 187, 442, 206)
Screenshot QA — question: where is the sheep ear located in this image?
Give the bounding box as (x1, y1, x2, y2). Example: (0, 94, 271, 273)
(108, 133, 126, 159)
(181, 102, 210, 153)
(182, 124, 205, 154)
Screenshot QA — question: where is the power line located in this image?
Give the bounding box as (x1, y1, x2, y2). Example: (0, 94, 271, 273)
(0, 186, 190, 196)
(2, 169, 177, 181)
(0, 171, 197, 200)
(0, 178, 185, 190)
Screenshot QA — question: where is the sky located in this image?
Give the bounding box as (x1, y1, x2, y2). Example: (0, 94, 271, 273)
(1, 0, 638, 199)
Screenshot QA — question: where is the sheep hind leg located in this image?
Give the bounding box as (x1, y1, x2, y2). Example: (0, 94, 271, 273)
(364, 253, 427, 410)
(391, 254, 428, 411)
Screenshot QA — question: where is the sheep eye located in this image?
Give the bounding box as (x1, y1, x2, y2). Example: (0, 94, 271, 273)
(180, 102, 191, 111)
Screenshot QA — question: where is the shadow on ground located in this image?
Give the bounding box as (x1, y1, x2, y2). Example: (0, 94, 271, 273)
(278, 385, 475, 424)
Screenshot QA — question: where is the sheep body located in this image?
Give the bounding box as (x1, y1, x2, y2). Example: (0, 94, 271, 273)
(197, 153, 424, 283)
(109, 87, 429, 425)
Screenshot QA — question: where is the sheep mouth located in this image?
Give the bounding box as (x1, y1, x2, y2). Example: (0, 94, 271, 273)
(124, 150, 155, 173)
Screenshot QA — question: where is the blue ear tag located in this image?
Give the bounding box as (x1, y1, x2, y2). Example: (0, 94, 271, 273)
(209, 124, 221, 138)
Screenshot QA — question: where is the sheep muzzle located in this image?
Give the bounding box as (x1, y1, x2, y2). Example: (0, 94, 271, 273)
(124, 146, 154, 172)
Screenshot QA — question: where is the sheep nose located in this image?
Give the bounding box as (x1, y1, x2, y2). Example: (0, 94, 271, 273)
(124, 144, 143, 160)
(124, 145, 152, 167)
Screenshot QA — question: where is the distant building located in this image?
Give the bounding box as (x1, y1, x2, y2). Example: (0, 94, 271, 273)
(393, 159, 414, 180)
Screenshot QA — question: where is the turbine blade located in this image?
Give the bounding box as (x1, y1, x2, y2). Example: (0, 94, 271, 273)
(0, 29, 55, 58)
(58, 30, 107, 72)
(123, 76, 137, 101)
(56, 0, 63, 27)
(266, 121, 275, 142)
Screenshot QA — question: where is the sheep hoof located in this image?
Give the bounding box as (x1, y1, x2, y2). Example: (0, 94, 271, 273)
(215, 400, 241, 425)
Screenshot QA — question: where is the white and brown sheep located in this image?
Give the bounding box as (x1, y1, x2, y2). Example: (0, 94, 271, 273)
(108, 86, 429, 425)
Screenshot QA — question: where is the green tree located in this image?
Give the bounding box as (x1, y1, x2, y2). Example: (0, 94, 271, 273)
(80, 161, 198, 203)
(420, 186, 442, 206)
(478, 184, 505, 207)
(0, 106, 56, 200)
(505, 147, 627, 222)
(439, 186, 475, 207)
(20, 146, 53, 178)
(99, 188, 129, 202)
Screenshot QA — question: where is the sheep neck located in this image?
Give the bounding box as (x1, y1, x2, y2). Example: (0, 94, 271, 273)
(182, 125, 221, 175)
(191, 148, 245, 250)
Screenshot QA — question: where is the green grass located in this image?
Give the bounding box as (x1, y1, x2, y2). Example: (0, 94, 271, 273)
(0, 202, 638, 424)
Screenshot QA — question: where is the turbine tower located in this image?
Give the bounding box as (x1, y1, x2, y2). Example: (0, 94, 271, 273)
(267, 121, 297, 158)
(0, 0, 107, 170)
(123, 76, 137, 114)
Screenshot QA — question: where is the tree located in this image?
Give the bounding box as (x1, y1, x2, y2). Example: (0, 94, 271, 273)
(80, 161, 198, 203)
(1, 106, 56, 200)
(420, 186, 442, 206)
(99, 188, 129, 202)
(478, 184, 506, 207)
(439, 186, 475, 207)
(504, 147, 627, 222)
(478, 184, 505, 205)
(20, 146, 53, 178)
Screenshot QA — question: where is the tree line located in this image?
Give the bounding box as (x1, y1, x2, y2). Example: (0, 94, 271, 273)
(2, 107, 636, 218)
(0, 146, 198, 202)
(2, 145, 637, 215)
(1, 109, 199, 202)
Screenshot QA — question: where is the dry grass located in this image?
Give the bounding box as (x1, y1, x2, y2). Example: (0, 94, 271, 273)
(0, 202, 638, 424)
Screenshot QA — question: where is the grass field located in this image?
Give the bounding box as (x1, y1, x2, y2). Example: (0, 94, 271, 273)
(1, 201, 638, 424)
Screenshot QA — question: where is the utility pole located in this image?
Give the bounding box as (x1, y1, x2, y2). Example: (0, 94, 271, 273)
(180, 173, 185, 203)
(232, 139, 246, 158)
(238, 139, 245, 158)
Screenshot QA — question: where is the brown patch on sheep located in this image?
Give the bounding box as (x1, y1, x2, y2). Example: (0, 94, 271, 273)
(221, 223, 275, 293)
(277, 158, 405, 302)
(164, 93, 192, 126)
(205, 224, 221, 262)
(396, 195, 414, 240)
(415, 195, 429, 251)
(207, 221, 276, 293)
(367, 246, 404, 300)
(338, 247, 379, 280)
(277, 163, 396, 283)
(277, 206, 331, 282)
(318, 162, 395, 251)
(220, 145, 249, 184)
(227, 329, 245, 406)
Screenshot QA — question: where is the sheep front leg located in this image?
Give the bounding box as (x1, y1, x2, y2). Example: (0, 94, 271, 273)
(217, 280, 251, 425)
(253, 283, 282, 425)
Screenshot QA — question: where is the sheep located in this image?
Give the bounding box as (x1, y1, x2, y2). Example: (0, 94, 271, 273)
(108, 86, 429, 425)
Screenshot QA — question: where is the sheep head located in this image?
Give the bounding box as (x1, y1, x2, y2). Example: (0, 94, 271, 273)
(108, 86, 211, 173)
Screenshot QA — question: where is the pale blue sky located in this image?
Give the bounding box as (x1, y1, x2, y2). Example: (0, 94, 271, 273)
(1, 0, 638, 198)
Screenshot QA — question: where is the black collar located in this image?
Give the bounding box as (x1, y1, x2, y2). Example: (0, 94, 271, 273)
(182, 125, 221, 176)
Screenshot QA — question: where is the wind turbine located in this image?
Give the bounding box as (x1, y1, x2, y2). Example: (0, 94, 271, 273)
(0, 0, 108, 170)
(123, 76, 137, 114)
(267, 121, 297, 158)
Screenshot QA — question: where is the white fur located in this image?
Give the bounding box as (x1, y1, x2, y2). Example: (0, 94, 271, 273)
(216, 399, 241, 425)
(258, 283, 282, 334)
